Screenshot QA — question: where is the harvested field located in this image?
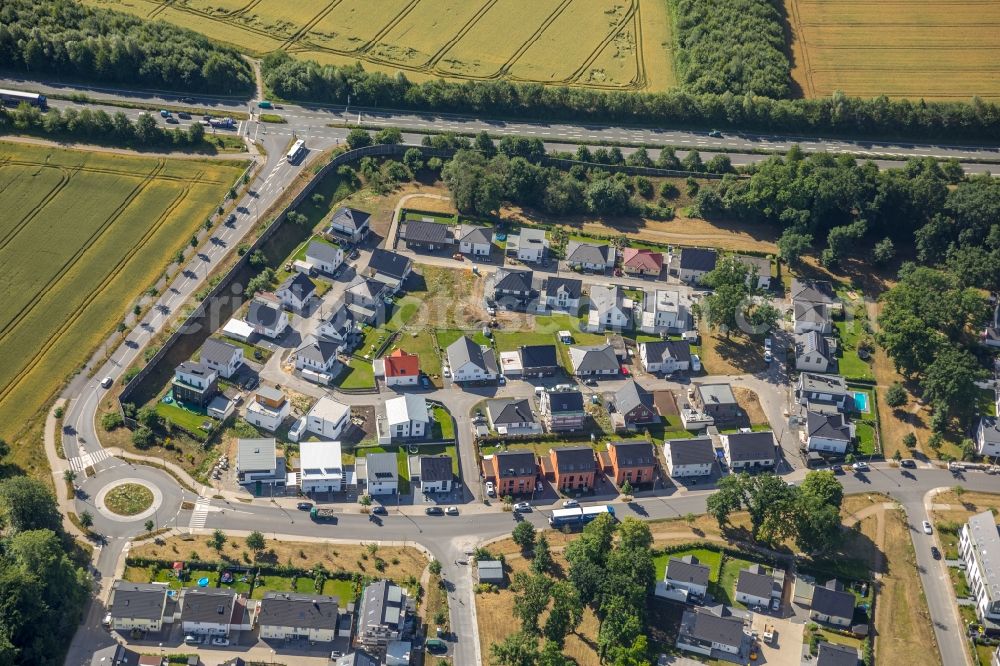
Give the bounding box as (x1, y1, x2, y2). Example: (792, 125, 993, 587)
(83, 0, 674, 91)
(786, 0, 1000, 100)
(0, 142, 243, 480)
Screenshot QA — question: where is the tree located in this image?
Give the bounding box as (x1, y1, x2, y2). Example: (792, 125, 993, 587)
(532, 534, 552, 575)
(134, 113, 159, 142)
(885, 383, 907, 409)
(585, 178, 631, 215)
(512, 520, 536, 552)
(794, 471, 844, 554)
(62, 469, 77, 485)
(544, 582, 582, 647)
(441, 150, 503, 216)
(706, 474, 743, 527)
(346, 128, 372, 149)
(538, 640, 574, 666)
(210, 529, 227, 553)
(606, 635, 652, 666)
(0, 476, 63, 534)
(79, 511, 93, 529)
(892, 449, 902, 462)
(903, 432, 917, 448)
(616, 518, 653, 551)
(511, 572, 551, 635)
(620, 479, 633, 498)
(402, 147, 424, 173)
(187, 120, 205, 144)
(135, 405, 162, 429)
(490, 631, 539, 666)
(474, 131, 496, 157)
(922, 344, 986, 421)
(873, 237, 896, 265)
(144, 519, 155, 533)
(961, 438, 978, 461)
(132, 425, 155, 448)
(429, 559, 442, 576)
(825, 219, 868, 267)
(597, 595, 643, 660)
(743, 474, 798, 544)
(374, 127, 403, 144)
(245, 531, 266, 559)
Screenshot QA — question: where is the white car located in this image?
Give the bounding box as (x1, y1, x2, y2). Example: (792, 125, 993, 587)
(562, 499, 579, 508)
(443, 367, 451, 378)
(101, 613, 112, 628)
(763, 350, 773, 363)
(691, 354, 702, 372)
(100, 376, 113, 389)
(211, 637, 230, 646)
(922, 520, 933, 535)
(764, 337, 772, 351)
(514, 502, 532, 512)
(853, 461, 870, 472)
(485, 481, 495, 497)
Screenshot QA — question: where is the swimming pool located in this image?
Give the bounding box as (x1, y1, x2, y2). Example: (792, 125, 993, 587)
(853, 391, 870, 413)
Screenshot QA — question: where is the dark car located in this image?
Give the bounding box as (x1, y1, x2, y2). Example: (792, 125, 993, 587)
(178, 112, 191, 120)
(708, 129, 723, 138)
(425, 507, 444, 516)
(900, 459, 917, 469)
(371, 506, 387, 515)
(296, 502, 313, 511)
(831, 464, 844, 474)
(931, 546, 941, 559)
(165, 116, 179, 124)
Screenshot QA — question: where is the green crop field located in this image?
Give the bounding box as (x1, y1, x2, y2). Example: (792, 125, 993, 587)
(0, 142, 244, 477)
(82, 0, 675, 91)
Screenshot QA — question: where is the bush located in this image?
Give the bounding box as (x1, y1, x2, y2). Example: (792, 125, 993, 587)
(101, 412, 124, 432)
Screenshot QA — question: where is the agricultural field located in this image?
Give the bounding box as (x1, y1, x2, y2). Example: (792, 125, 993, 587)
(786, 0, 1000, 100)
(82, 0, 675, 91)
(0, 142, 244, 477)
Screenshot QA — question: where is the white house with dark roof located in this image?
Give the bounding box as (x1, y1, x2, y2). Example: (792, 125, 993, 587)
(795, 331, 833, 373)
(305, 239, 344, 275)
(664, 437, 715, 477)
(676, 248, 718, 284)
(365, 453, 398, 495)
(809, 579, 855, 627)
(797, 373, 851, 413)
(568, 344, 620, 376)
(172, 361, 218, 408)
(316, 299, 356, 350)
(276, 272, 317, 313)
(385, 394, 429, 439)
(247, 295, 289, 339)
(792, 278, 837, 306)
(236, 437, 282, 485)
(245, 386, 290, 432)
(357, 580, 409, 651)
(402, 219, 452, 250)
(587, 284, 633, 331)
(446, 336, 498, 382)
(417, 455, 453, 493)
(294, 335, 341, 380)
(565, 240, 613, 271)
(735, 254, 772, 290)
(366, 249, 412, 292)
(638, 289, 691, 334)
(258, 592, 339, 642)
(487, 398, 540, 435)
(816, 642, 860, 666)
(489, 268, 536, 311)
(721, 431, 777, 471)
(180, 587, 239, 636)
(200, 338, 243, 379)
(325, 206, 370, 242)
(794, 300, 833, 334)
(735, 564, 781, 608)
(520, 345, 559, 377)
(676, 606, 745, 657)
(298, 440, 343, 493)
(539, 276, 582, 313)
(457, 224, 492, 256)
(961, 510, 1000, 624)
(806, 411, 854, 455)
(639, 340, 692, 374)
(507, 227, 548, 263)
(657, 554, 710, 601)
(539, 390, 586, 432)
(306, 396, 351, 440)
(975, 415, 1000, 458)
(108, 581, 170, 632)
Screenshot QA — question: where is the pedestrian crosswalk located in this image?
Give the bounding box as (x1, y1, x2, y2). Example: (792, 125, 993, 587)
(69, 449, 112, 472)
(189, 496, 211, 529)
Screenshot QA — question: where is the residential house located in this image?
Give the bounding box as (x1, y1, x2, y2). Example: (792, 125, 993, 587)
(298, 441, 343, 494)
(477, 560, 505, 586)
(344, 277, 387, 325)
(539, 389, 586, 432)
(568, 344, 620, 376)
(246, 294, 289, 339)
(489, 268, 536, 311)
(457, 224, 492, 256)
(446, 336, 498, 382)
(520, 345, 560, 377)
(639, 340, 691, 374)
(294, 335, 341, 379)
(245, 386, 290, 432)
(676, 248, 717, 284)
(276, 272, 317, 313)
(676, 606, 745, 657)
(316, 299, 356, 351)
(357, 580, 409, 651)
(721, 431, 777, 471)
(976, 416, 1000, 458)
(663, 438, 715, 477)
(735, 564, 780, 608)
(816, 642, 860, 666)
(693, 383, 741, 426)
(795, 331, 833, 373)
(621, 248, 663, 276)
(499, 350, 524, 377)
(792, 278, 837, 307)
(507, 227, 548, 263)
(334, 652, 381, 666)
(657, 554, 710, 601)
(236, 438, 282, 486)
(385, 394, 429, 439)
(418, 455, 453, 493)
(222, 317, 254, 343)
(402, 220, 452, 251)
(108, 581, 169, 632)
(613, 379, 659, 428)
(366, 249, 413, 292)
(199, 338, 243, 379)
(806, 411, 854, 455)
(960, 510, 1000, 624)
(607, 440, 656, 486)
(325, 206, 370, 242)
(538, 277, 582, 314)
(982, 302, 1000, 349)
(565, 240, 613, 271)
(587, 285, 633, 331)
(386, 642, 411, 666)
(258, 593, 338, 642)
(305, 240, 344, 275)
(490, 450, 537, 496)
(735, 254, 772, 290)
(637, 289, 691, 334)
(549, 446, 596, 491)
(180, 588, 238, 636)
(172, 362, 218, 408)
(809, 579, 855, 627)
(379, 348, 420, 387)
(487, 398, 540, 435)
(306, 396, 351, 439)
(794, 301, 833, 334)
(797, 373, 851, 414)
(365, 453, 399, 495)
(89, 644, 140, 666)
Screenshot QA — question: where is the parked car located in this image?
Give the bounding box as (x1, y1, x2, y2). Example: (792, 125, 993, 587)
(178, 112, 191, 119)
(165, 116, 179, 124)
(770, 597, 780, 611)
(425, 507, 444, 516)
(371, 505, 387, 515)
(514, 502, 532, 512)
(584, 378, 598, 386)
(101, 613, 112, 628)
(853, 461, 870, 472)
(900, 458, 917, 469)
(159, 109, 171, 118)
(446, 506, 459, 516)
(296, 502, 313, 511)
(764, 350, 773, 363)
(922, 520, 933, 534)
(184, 635, 200, 644)
(100, 376, 113, 389)
(211, 637, 229, 646)
(691, 354, 702, 372)
(831, 464, 843, 474)
(485, 481, 496, 497)
(562, 499, 579, 508)
(764, 337, 772, 351)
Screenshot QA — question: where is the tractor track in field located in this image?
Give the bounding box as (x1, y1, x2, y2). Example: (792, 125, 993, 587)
(0, 166, 74, 256)
(277, 0, 344, 51)
(423, 0, 498, 70)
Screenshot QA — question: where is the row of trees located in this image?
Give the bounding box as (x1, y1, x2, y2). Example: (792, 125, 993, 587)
(0, 0, 253, 94)
(671, 0, 791, 98)
(261, 52, 1000, 141)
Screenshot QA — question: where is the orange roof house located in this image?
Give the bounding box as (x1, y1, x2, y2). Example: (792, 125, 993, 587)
(621, 248, 664, 276)
(382, 348, 420, 386)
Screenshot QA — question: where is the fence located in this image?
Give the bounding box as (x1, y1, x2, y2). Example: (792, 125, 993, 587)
(541, 156, 742, 179)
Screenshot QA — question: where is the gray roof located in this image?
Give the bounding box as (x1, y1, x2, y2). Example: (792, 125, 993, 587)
(404, 220, 451, 244)
(565, 240, 609, 265)
(201, 338, 240, 366)
(494, 450, 537, 477)
(478, 560, 504, 581)
(980, 416, 1000, 445)
(335, 652, 380, 666)
(258, 592, 338, 630)
(609, 440, 655, 467)
(255, 386, 285, 403)
(366, 452, 397, 484)
(487, 398, 536, 427)
(667, 555, 711, 586)
(493, 268, 534, 293)
(110, 581, 167, 621)
(544, 277, 582, 299)
(799, 373, 848, 395)
(642, 340, 692, 365)
(306, 240, 341, 265)
(808, 411, 851, 441)
(725, 431, 776, 462)
(359, 580, 406, 634)
(792, 278, 836, 305)
(795, 300, 830, 325)
(697, 383, 737, 406)
(546, 390, 584, 414)
(796, 331, 830, 360)
(419, 455, 453, 483)
(447, 336, 497, 374)
(811, 580, 855, 620)
(247, 298, 283, 328)
(666, 437, 715, 466)
(569, 344, 619, 373)
(520, 345, 558, 369)
(735, 254, 772, 278)
(458, 224, 492, 245)
(180, 587, 236, 624)
(295, 335, 340, 364)
(551, 446, 595, 473)
(177, 360, 214, 379)
(817, 642, 860, 666)
(680, 607, 744, 648)
(615, 379, 654, 416)
(737, 567, 776, 599)
(278, 271, 316, 300)
(966, 511, 1000, 604)
(238, 438, 277, 472)
(90, 645, 139, 666)
(518, 227, 547, 244)
(347, 276, 386, 302)
(327, 206, 370, 233)
(368, 249, 411, 280)
(679, 248, 718, 272)
(589, 284, 626, 313)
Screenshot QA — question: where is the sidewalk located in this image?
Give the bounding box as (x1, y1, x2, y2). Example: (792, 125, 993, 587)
(44, 398, 88, 539)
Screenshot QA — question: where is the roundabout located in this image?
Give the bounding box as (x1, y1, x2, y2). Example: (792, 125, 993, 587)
(94, 478, 163, 523)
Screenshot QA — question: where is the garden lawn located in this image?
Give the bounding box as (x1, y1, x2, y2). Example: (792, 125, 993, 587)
(431, 406, 455, 440)
(398, 329, 442, 379)
(717, 555, 758, 607)
(834, 313, 874, 381)
(493, 329, 557, 352)
(155, 401, 211, 436)
(436, 328, 490, 350)
(337, 357, 375, 390)
(855, 422, 877, 457)
(653, 547, 723, 582)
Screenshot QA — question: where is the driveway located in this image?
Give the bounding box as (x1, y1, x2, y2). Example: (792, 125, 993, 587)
(750, 613, 804, 666)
